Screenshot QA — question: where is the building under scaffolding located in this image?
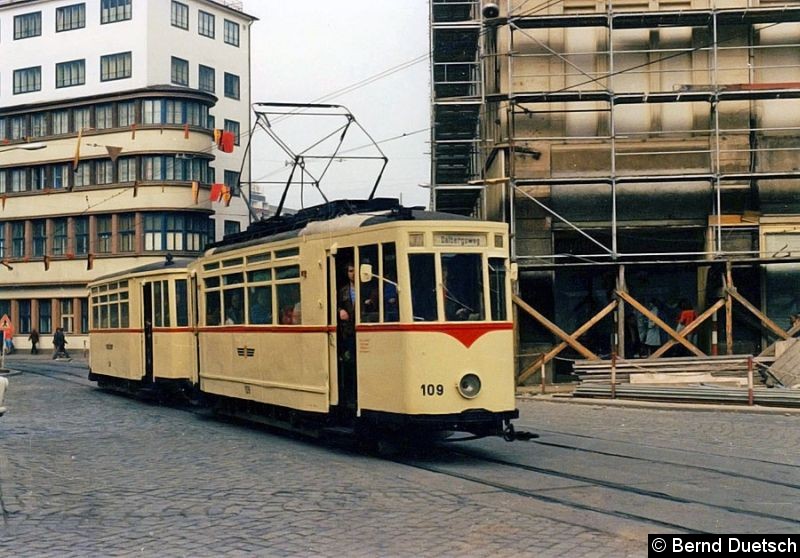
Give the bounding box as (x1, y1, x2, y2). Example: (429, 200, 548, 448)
(430, 0, 800, 382)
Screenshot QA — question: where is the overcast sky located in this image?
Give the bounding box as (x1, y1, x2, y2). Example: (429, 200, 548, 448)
(242, 0, 431, 209)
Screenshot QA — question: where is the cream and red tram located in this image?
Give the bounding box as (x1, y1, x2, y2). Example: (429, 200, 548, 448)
(88, 199, 519, 440)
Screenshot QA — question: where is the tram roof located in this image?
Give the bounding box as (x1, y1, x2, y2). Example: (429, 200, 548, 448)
(90, 257, 194, 284)
(208, 198, 475, 253)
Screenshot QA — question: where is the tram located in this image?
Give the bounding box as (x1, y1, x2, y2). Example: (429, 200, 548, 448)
(88, 199, 520, 441)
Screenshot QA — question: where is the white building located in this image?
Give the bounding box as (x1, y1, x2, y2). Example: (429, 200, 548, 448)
(0, 0, 255, 350)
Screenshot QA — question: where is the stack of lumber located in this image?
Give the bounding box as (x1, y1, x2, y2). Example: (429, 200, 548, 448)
(573, 355, 768, 386)
(568, 354, 800, 406)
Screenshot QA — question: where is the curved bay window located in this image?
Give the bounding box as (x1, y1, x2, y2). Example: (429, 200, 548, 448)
(144, 212, 213, 253)
(0, 94, 212, 145)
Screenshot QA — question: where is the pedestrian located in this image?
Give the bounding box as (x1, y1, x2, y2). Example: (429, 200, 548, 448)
(52, 327, 70, 359)
(644, 299, 662, 356)
(28, 328, 40, 355)
(676, 298, 698, 351)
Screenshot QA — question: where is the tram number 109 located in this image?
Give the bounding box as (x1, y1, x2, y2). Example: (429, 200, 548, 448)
(421, 384, 445, 397)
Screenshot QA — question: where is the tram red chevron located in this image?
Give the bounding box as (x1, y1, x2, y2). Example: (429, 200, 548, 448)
(357, 322, 514, 348)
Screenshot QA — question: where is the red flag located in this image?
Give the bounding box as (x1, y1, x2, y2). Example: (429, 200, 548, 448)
(222, 185, 232, 207)
(192, 181, 199, 204)
(131, 124, 136, 140)
(43, 255, 50, 271)
(213, 129, 222, 145)
(184, 123, 190, 139)
(210, 183, 224, 202)
(220, 131, 235, 153)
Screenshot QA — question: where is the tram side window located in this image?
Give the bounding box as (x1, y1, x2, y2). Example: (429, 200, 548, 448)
(442, 253, 484, 322)
(409, 254, 437, 322)
(277, 283, 301, 324)
(488, 258, 507, 321)
(359, 244, 379, 323)
(175, 279, 188, 327)
(120, 292, 129, 328)
(382, 242, 399, 322)
(276, 265, 301, 324)
(205, 276, 221, 326)
(248, 285, 272, 325)
(109, 293, 119, 328)
(223, 273, 244, 325)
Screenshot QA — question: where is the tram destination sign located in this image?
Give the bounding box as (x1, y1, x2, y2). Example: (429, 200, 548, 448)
(434, 233, 486, 247)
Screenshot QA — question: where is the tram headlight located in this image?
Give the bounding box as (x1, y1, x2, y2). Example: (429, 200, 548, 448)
(458, 373, 482, 399)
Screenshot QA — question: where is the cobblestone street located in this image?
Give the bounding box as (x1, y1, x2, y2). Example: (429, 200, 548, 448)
(1, 357, 798, 557)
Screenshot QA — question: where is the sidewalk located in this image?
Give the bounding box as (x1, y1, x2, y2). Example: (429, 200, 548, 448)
(518, 390, 800, 415)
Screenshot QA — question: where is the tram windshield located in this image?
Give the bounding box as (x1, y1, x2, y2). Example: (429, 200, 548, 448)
(442, 254, 484, 321)
(410, 253, 506, 322)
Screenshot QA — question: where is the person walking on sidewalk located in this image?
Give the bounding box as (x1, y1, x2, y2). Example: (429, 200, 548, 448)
(28, 329, 40, 355)
(52, 327, 69, 359)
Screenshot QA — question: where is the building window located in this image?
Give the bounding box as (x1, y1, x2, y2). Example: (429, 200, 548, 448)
(13, 66, 42, 94)
(171, 57, 189, 86)
(56, 59, 86, 89)
(171, 1, 188, 30)
(142, 99, 163, 124)
(52, 163, 70, 189)
(199, 65, 215, 93)
(10, 169, 28, 192)
(74, 162, 92, 187)
(118, 213, 135, 252)
(224, 119, 240, 145)
(96, 104, 114, 130)
(32, 167, 46, 190)
(39, 300, 52, 334)
(10, 116, 28, 140)
(100, 52, 132, 82)
(52, 110, 70, 135)
(96, 160, 114, 185)
(80, 298, 89, 333)
(118, 101, 136, 127)
(53, 219, 68, 256)
(0, 226, 5, 259)
(74, 107, 91, 131)
(224, 220, 240, 236)
(0, 171, 5, 194)
(145, 213, 212, 252)
(96, 216, 112, 253)
(56, 4, 86, 32)
(32, 220, 47, 257)
(101, 0, 132, 24)
(224, 73, 240, 100)
(198, 10, 215, 38)
(74, 217, 89, 255)
(14, 12, 42, 39)
(224, 170, 240, 196)
(165, 100, 184, 124)
(61, 299, 75, 333)
(224, 19, 240, 47)
(18, 300, 31, 335)
(118, 158, 137, 182)
(31, 113, 48, 137)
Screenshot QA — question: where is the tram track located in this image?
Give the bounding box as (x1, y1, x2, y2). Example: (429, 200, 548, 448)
(528, 424, 800, 469)
(397, 440, 800, 535)
(19, 363, 800, 533)
(529, 438, 800, 491)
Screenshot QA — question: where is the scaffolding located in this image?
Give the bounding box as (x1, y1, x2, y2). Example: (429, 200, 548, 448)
(430, 0, 485, 214)
(431, 0, 800, 377)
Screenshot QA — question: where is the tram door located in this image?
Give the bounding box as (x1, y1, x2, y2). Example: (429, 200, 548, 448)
(333, 249, 358, 413)
(142, 283, 154, 383)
